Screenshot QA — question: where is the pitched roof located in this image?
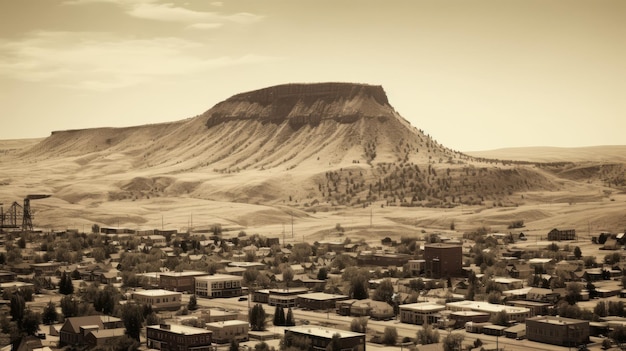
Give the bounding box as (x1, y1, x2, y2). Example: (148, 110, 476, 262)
(61, 315, 103, 333)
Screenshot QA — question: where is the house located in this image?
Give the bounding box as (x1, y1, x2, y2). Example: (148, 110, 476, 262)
(267, 287, 309, 307)
(84, 328, 127, 347)
(526, 316, 589, 347)
(147, 324, 212, 351)
(132, 289, 182, 311)
(59, 315, 124, 346)
(0, 270, 16, 283)
(547, 228, 576, 241)
(285, 326, 366, 351)
(336, 299, 394, 320)
(205, 320, 249, 344)
(194, 274, 243, 298)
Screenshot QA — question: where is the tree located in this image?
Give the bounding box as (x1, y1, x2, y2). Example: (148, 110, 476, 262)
(188, 295, 198, 311)
(490, 310, 508, 326)
(574, 246, 582, 259)
(442, 333, 464, 351)
(348, 272, 369, 300)
(350, 317, 368, 333)
(120, 304, 144, 341)
(20, 309, 41, 336)
(565, 282, 583, 305)
(317, 267, 328, 280)
(327, 333, 342, 351)
(111, 335, 139, 351)
(249, 304, 266, 331)
(60, 295, 78, 318)
(382, 326, 398, 345)
(10, 293, 25, 324)
(229, 339, 239, 351)
(416, 324, 440, 345)
(282, 267, 294, 290)
(273, 306, 285, 326)
(59, 271, 74, 295)
(373, 279, 395, 304)
(42, 301, 58, 325)
(611, 325, 626, 347)
(95, 285, 119, 315)
(285, 308, 295, 326)
(255, 341, 271, 351)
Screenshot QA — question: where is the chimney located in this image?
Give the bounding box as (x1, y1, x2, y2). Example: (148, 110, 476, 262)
(160, 324, 171, 330)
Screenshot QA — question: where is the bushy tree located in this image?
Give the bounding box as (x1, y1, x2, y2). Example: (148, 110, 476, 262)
(490, 310, 508, 326)
(416, 324, 440, 345)
(382, 326, 398, 345)
(188, 295, 198, 311)
(317, 267, 328, 280)
(20, 309, 41, 336)
(230, 339, 239, 351)
(373, 279, 395, 304)
(327, 333, 342, 351)
(120, 304, 144, 341)
(10, 293, 25, 323)
(442, 333, 464, 351)
(42, 301, 58, 325)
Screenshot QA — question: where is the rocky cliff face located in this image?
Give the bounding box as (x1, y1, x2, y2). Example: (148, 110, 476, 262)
(204, 83, 393, 128)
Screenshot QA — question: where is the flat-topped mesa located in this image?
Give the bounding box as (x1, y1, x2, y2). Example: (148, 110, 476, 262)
(204, 82, 393, 128)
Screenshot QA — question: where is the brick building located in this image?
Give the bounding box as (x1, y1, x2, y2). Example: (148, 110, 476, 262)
(285, 326, 366, 351)
(526, 316, 589, 347)
(194, 274, 243, 298)
(159, 271, 207, 292)
(423, 243, 463, 278)
(147, 324, 212, 351)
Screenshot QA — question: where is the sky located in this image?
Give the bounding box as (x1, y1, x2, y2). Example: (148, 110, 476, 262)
(0, 0, 624, 151)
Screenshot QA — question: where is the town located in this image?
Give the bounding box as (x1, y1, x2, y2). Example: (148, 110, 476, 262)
(2, 220, 626, 351)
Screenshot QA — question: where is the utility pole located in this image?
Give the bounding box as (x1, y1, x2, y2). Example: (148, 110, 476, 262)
(291, 212, 294, 238)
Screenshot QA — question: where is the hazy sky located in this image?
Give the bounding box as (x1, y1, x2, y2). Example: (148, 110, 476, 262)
(1, 0, 624, 151)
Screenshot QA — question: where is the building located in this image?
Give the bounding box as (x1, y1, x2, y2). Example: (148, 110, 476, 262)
(423, 244, 463, 278)
(30, 262, 60, 276)
(446, 301, 531, 322)
(266, 288, 309, 307)
(297, 292, 349, 311)
(450, 311, 490, 329)
(132, 289, 182, 311)
(84, 328, 127, 348)
(526, 316, 589, 347)
(408, 260, 425, 276)
(147, 324, 212, 351)
(285, 326, 366, 351)
(399, 303, 446, 325)
(194, 274, 243, 298)
(205, 320, 249, 344)
(59, 315, 124, 346)
(547, 228, 576, 241)
(159, 271, 208, 292)
(356, 252, 413, 267)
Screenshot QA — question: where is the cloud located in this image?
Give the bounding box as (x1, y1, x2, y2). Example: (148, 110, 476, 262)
(64, 0, 263, 24)
(211, 2, 223, 7)
(0, 31, 277, 91)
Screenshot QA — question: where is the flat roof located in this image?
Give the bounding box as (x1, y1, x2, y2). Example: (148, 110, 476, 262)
(159, 271, 207, 277)
(133, 289, 181, 297)
(148, 324, 212, 335)
(206, 320, 249, 328)
(195, 274, 243, 281)
(400, 303, 446, 312)
(447, 301, 530, 314)
(287, 326, 363, 339)
(527, 316, 588, 325)
(297, 292, 349, 300)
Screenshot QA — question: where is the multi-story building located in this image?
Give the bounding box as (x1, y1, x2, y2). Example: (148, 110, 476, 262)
(132, 289, 182, 311)
(526, 316, 589, 346)
(159, 271, 208, 292)
(423, 243, 463, 278)
(194, 274, 243, 298)
(547, 228, 576, 241)
(205, 320, 249, 344)
(407, 259, 425, 276)
(285, 326, 366, 351)
(147, 324, 212, 351)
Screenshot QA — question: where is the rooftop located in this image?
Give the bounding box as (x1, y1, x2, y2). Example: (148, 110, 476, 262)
(133, 289, 181, 297)
(287, 325, 364, 339)
(195, 274, 243, 281)
(400, 302, 446, 312)
(148, 324, 212, 335)
(297, 292, 349, 300)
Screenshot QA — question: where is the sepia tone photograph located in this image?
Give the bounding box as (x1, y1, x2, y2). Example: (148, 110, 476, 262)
(0, 1, 625, 351)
